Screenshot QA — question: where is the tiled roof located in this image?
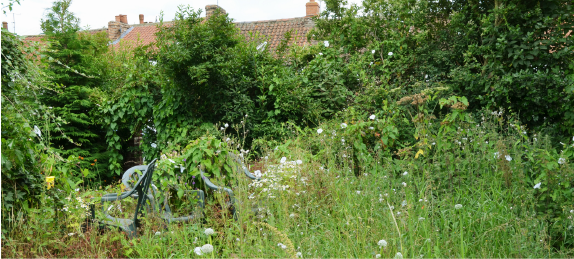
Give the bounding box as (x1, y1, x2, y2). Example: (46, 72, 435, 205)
(112, 17, 317, 50)
(235, 17, 316, 49)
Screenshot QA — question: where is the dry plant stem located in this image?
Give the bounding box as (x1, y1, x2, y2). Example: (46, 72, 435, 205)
(387, 200, 403, 253)
(255, 222, 296, 259)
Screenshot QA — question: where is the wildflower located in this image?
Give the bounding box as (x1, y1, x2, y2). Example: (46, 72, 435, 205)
(419, 199, 423, 202)
(297, 252, 303, 258)
(402, 182, 407, 187)
(341, 138, 345, 143)
(155, 231, 161, 235)
(290, 213, 296, 218)
(455, 204, 463, 210)
(245, 114, 248, 117)
(151, 143, 157, 148)
(419, 217, 425, 221)
(277, 243, 287, 249)
(79, 156, 83, 160)
(324, 41, 329, 47)
(388, 52, 393, 56)
(201, 244, 214, 253)
(68, 233, 75, 236)
(533, 182, 541, 189)
(395, 252, 403, 259)
(296, 160, 303, 165)
(376, 254, 381, 258)
(204, 228, 215, 236)
(318, 52, 323, 56)
(505, 155, 512, 161)
(75, 188, 80, 192)
(168, 159, 175, 163)
(401, 200, 407, 207)
(369, 114, 376, 120)
(341, 123, 348, 128)
(194, 247, 203, 255)
(254, 170, 262, 178)
(94, 159, 97, 162)
(280, 157, 287, 164)
(397, 212, 401, 215)
(570, 210, 574, 214)
(224, 123, 229, 128)
(369, 127, 374, 130)
(494, 152, 500, 159)
(356, 191, 361, 194)
(403, 171, 408, 176)
(558, 158, 565, 164)
(220, 127, 224, 130)
(378, 239, 388, 247)
(317, 128, 323, 134)
(34, 125, 41, 137)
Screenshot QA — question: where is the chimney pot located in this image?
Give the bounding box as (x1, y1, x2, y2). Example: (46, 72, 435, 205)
(2, 21, 7, 30)
(115, 15, 120, 22)
(120, 14, 127, 24)
(205, 5, 226, 20)
(139, 14, 144, 24)
(306, 0, 320, 17)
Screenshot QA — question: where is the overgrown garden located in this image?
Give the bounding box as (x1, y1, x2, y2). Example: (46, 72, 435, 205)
(1, 0, 573, 257)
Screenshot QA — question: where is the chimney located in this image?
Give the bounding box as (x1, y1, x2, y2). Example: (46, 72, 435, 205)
(115, 15, 120, 22)
(205, 5, 226, 20)
(306, 0, 320, 17)
(119, 14, 127, 24)
(2, 21, 7, 30)
(139, 14, 144, 24)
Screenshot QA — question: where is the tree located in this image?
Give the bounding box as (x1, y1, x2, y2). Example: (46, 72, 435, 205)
(39, 0, 112, 179)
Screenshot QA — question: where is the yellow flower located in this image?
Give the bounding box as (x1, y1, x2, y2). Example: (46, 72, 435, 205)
(46, 176, 55, 190)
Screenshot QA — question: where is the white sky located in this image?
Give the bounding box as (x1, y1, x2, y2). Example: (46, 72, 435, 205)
(2, 0, 363, 36)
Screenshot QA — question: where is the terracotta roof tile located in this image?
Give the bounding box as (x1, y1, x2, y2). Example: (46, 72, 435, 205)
(112, 16, 317, 50)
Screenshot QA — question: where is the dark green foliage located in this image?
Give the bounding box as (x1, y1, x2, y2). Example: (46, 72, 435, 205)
(1, 29, 45, 230)
(39, 0, 112, 178)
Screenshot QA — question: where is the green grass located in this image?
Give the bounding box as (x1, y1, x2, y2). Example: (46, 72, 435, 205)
(2, 112, 573, 258)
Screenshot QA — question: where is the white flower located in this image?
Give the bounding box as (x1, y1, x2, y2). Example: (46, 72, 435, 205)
(388, 52, 393, 56)
(376, 254, 381, 258)
(201, 244, 214, 253)
(395, 252, 403, 259)
(68, 233, 75, 236)
(558, 158, 565, 164)
(341, 123, 347, 128)
(168, 159, 176, 164)
(369, 114, 376, 120)
(494, 152, 500, 159)
(403, 171, 408, 176)
(570, 210, 574, 214)
(369, 127, 374, 130)
(151, 143, 157, 148)
(254, 170, 262, 178)
(220, 127, 224, 130)
(290, 213, 296, 218)
(226, 138, 230, 142)
(245, 114, 248, 117)
(402, 182, 407, 187)
(341, 138, 345, 143)
(371, 50, 376, 54)
(204, 228, 215, 236)
(378, 239, 388, 247)
(194, 247, 203, 255)
(296, 160, 303, 165)
(505, 155, 512, 162)
(155, 231, 161, 235)
(280, 157, 287, 164)
(324, 41, 329, 47)
(419, 217, 425, 221)
(318, 52, 323, 56)
(317, 128, 323, 134)
(224, 123, 229, 128)
(75, 188, 80, 192)
(34, 125, 41, 137)
(356, 191, 361, 195)
(533, 182, 541, 189)
(296, 252, 303, 258)
(455, 204, 463, 210)
(277, 243, 287, 249)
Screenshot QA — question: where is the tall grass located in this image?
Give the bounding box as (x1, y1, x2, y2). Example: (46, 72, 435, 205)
(2, 111, 573, 258)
